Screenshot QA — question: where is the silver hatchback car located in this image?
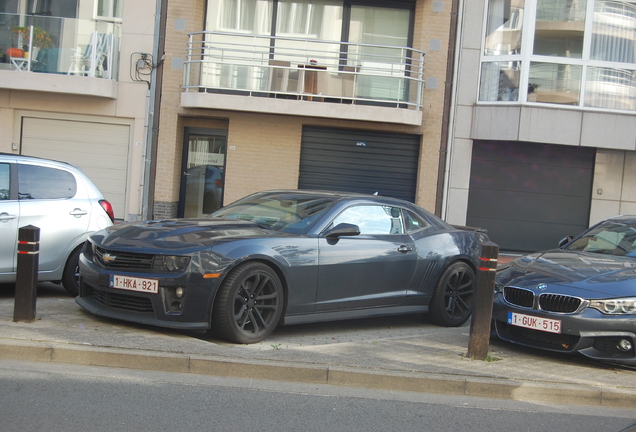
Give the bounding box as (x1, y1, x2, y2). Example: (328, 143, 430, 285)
(0, 153, 114, 295)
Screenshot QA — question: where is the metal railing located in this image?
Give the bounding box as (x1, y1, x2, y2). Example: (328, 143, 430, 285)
(0, 12, 120, 79)
(184, 31, 426, 110)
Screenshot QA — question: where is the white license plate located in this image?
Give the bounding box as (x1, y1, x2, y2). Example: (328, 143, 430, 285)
(109, 275, 159, 294)
(507, 312, 561, 334)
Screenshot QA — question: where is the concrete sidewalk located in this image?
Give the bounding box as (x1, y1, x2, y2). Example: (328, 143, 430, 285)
(1, 282, 635, 409)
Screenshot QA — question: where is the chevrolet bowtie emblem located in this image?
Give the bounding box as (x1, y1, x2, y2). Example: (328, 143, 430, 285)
(102, 253, 117, 263)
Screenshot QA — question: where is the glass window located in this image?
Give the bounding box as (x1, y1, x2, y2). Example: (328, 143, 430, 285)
(404, 210, 430, 233)
(0, 163, 9, 200)
(529, 62, 582, 104)
(18, 164, 77, 200)
(479, 61, 521, 101)
(331, 205, 404, 235)
(211, 192, 335, 233)
(349, 5, 411, 101)
(484, 0, 525, 56)
(277, 0, 341, 37)
(566, 220, 636, 256)
(208, 0, 272, 33)
(590, 0, 636, 63)
(96, 0, 123, 20)
(533, 0, 586, 58)
(480, 0, 636, 109)
(584, 66, 636, 110)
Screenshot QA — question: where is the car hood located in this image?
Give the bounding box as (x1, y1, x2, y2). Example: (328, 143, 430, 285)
(92, 218, 296, 252)
(496, 249, 636, 299)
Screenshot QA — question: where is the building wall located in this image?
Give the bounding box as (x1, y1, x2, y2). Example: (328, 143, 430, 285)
(154, 0, 455, 218)
(0, 0, 156, 221)
(447, 0, 636, 230)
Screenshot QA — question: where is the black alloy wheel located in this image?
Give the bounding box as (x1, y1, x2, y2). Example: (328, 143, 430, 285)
(213, 262, 284, 344)
(428, 262, 475, 327)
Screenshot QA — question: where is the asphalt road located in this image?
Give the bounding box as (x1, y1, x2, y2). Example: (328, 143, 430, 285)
(1, 359, 635, 432)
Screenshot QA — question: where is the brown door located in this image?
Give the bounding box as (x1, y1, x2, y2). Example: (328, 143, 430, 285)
(178, 128, 227, 218)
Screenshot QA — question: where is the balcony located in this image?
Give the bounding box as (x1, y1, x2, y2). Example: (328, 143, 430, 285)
(182, 31, 426, 126)
(0, 13, 121, 98)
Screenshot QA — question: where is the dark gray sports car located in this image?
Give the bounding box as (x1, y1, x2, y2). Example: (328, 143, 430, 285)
(493, 215, 636, 365)
(77, 190, 489, 343)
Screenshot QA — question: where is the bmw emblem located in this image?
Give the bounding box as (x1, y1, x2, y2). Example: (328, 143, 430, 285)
(537, 283, 548, 290)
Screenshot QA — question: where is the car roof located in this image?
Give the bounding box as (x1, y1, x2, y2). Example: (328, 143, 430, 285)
(0, 152, 78, 170)
(252, 189, 416, 206)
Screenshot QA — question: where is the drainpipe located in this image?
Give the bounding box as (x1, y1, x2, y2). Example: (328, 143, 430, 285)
(435, 0, 464, 220)
(142, 0, 168, 220)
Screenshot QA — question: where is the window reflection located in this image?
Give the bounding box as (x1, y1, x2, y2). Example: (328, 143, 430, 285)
(479, 61, 521, 101)
(0, 164, 9, 200)
(533, 0, 586, 58)
(591, 0, 636, 63)
(585, 66, 636, 110)
(484, 0, 525, 56)
(480, 0, 636, 111)
(332, 205, 404, 235)
(529, 62, 581, 105)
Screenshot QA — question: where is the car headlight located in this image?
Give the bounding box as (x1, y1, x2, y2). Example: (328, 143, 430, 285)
(589, 298, 636, 314)
(162, 255, 190, 272)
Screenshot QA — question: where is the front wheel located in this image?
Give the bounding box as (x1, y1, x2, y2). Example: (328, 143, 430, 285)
(212, 262, 284, 344)
(428, 262, 475, 327)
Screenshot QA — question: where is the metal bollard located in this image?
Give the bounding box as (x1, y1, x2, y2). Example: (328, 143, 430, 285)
(13, 225, 40, 323)
(467, 241, 499, 360)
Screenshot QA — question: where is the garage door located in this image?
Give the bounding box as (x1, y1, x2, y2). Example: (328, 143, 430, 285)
(299, 126, 420, 202)
(467, 140, 595, 252)
(21, 117, 129, 219)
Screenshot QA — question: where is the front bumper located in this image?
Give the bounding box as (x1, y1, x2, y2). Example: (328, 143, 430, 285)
(492, 292, 636, 365)
(76, 253, 217, 331)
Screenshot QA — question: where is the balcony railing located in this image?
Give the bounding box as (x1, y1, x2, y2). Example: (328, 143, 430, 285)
(0, 13, 120, 79)
(184, 31, 426, 110)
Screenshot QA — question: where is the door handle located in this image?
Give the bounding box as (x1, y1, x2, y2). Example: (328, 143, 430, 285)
(69, 208, 88, 217)
(0, 212, 17, 222)
(397, 245, 413, 253)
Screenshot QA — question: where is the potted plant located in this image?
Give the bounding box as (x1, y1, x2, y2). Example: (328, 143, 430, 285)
(11, 25, 53, 59)
(527, 82, 540, 102)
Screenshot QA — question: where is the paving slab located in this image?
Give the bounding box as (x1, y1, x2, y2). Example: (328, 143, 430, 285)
(1, 282, 635, 409)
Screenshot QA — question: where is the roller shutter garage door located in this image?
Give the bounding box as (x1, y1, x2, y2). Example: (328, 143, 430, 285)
(466, 140, 595, 252)
(299, 126, 420, 202)
(21, 117, 129, 218)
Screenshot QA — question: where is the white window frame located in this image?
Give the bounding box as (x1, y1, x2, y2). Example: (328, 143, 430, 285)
(94, 0, 123, 23)
(478, 0, 636, 113)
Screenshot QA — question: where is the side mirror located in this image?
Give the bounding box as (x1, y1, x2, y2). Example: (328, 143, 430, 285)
(558, 236, 573, 248)
(324, 223, 361, 238)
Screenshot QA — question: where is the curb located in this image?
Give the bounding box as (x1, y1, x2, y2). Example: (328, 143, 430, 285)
(2, 339, 635, 409)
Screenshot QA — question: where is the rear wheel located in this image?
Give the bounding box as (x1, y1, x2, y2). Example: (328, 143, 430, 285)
(62, 247, 82, 297)
(212, 262, 284, 344)
(428, 262, 475, 327)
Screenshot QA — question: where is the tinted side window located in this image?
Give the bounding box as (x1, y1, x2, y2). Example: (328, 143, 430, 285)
(332, 205, 404, 235)
(404, 210, 430, 233)
(18, 164, 77, 200)
(0, 163, 9, 200)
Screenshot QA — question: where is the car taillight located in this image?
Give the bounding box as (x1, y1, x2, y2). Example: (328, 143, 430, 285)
(99, 199, 115, 223)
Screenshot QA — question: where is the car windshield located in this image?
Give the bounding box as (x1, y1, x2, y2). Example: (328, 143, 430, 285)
(209, 192, 337, 233)
(566, 220, 636, 257)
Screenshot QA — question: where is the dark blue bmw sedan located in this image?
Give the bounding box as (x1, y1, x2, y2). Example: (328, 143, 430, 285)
(493, 215, 636, 366)
(77, 190, 490, 344)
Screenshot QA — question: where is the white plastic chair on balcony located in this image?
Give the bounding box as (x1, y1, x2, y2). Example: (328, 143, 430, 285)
(67, 32, 112, 78)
